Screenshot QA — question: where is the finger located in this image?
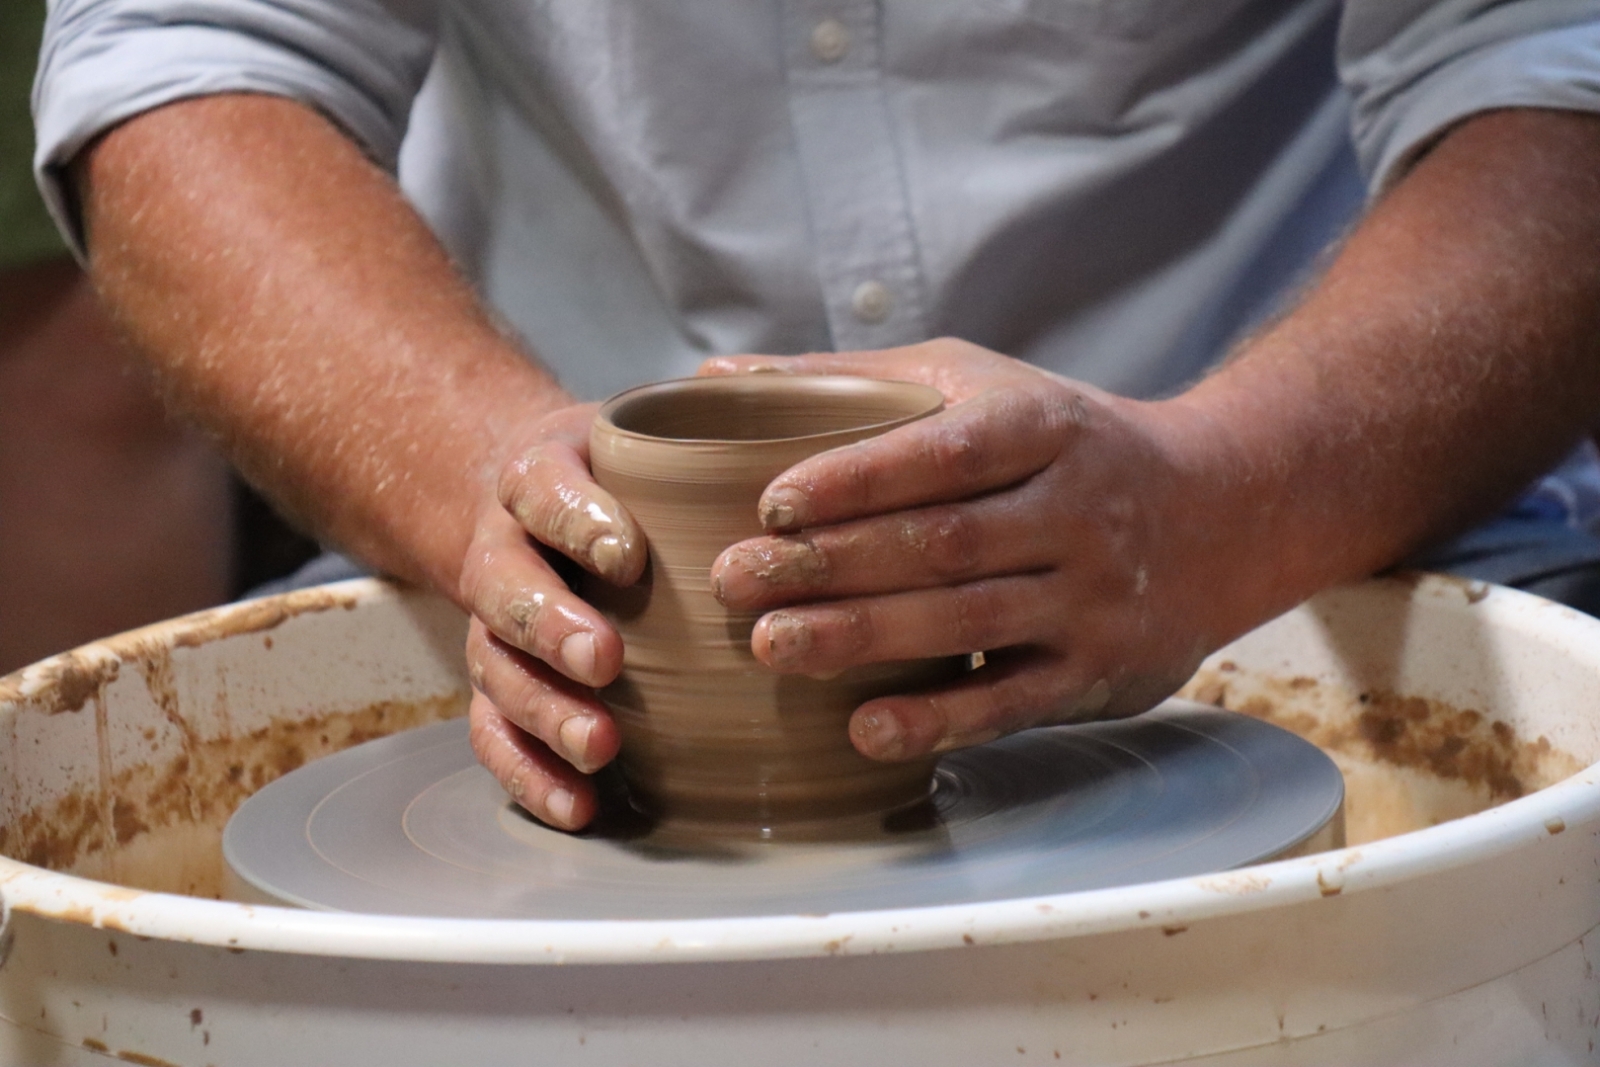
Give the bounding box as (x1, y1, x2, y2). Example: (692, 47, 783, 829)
(713, 491, 1054, 610)
(498, 407, 647, 586)
(466, 618, 621, 774)
(848, 650, 1117, 762)
(460, 507, 624, 688)
(468, 689, 599, 830)
(755, 385, 1082, 531)
(750, 573, 1059, 674)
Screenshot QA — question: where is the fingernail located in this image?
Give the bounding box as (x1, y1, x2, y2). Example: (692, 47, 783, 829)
(761, 488, 807, 530)
(545, 788, 577, 827)
(765, 612, 812, 667)
(558, 631, 598, 683)
(852, 711, 905, 760)
(590, 534, 627, 581)
(559, 716, 595, 769)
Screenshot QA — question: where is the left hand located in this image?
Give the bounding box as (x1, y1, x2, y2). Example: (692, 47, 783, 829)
(702, 338, 1264, 763)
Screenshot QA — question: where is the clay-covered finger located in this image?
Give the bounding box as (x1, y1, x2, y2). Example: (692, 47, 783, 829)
(712, 493, 1054, 610)
(848, 651, 1114, 762)
(755, 386, 1080, 531)
(498, 417, 646, 586)
(468, 690, 599, 830)
(466, 618, 621, 774)
(459, 509, 624, 688)
(750, 574, 1057, 674)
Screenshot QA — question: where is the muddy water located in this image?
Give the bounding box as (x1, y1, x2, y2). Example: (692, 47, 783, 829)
(1181, 664, 1585, 845)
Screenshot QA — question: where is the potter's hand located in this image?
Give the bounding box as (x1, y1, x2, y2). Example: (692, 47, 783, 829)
(461, 404, 646, 830)
(704, 339, 1251, 763)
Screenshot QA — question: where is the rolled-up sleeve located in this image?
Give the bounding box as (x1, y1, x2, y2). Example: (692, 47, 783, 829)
(32, 0, 438, 257)
(1340, 0, 1600, 192)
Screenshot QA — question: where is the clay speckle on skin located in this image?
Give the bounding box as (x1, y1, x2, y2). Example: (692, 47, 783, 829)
(505, 592, 546, 634)
(724, 536, 830, 597)
(764, 612, 813, 666)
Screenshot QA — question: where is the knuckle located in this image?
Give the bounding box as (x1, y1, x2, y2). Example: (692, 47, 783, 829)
(922, 422, 986, 484)
(835, 602, 881, 655)
(1040, 387, 1090, 439)
(503, 591, 548, 650)
(949, 582, 1006, 652)
(916, 507, 983, 579)
(457, 543, 494, 610)
(836, 453, 877, 510)
(468, 703, 510, 768)
(496, 452, 539, 514)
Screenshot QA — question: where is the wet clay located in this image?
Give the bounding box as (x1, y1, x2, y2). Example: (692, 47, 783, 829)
(1181, 664, 1585, 845)
(585, 376, 960, 840)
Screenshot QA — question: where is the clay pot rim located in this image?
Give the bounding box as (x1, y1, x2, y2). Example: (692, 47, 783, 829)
(594, 375, 946, 448)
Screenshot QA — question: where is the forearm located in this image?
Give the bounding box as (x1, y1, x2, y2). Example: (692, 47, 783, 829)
(77, 93, 569, 597)
(1179, 107, 1600, 629)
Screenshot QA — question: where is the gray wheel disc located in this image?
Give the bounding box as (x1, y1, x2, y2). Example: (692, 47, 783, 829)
(224, 700, 1343, 920)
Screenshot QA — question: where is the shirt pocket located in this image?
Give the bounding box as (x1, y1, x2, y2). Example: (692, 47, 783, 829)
(984, 0, 1187, 40)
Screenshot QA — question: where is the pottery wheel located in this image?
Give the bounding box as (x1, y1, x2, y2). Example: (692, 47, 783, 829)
(223, 700, 1343, 920)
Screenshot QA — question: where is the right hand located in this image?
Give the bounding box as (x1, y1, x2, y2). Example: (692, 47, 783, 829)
(458, 404, 647, 831)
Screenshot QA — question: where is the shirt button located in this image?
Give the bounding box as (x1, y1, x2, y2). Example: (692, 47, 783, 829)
(851, 280, 893, 324)
(810, 18, 850, 63)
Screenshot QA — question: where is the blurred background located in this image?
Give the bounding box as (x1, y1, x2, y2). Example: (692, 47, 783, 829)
(1, 1, 319, 674)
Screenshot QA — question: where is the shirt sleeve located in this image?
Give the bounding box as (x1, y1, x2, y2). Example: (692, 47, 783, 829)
(1339, 0, 1600, 193)
(32, 0, 439, 259)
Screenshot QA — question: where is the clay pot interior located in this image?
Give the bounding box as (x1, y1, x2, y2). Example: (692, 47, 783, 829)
(586, 375, 959, 843)
(603, 379, 938, 441)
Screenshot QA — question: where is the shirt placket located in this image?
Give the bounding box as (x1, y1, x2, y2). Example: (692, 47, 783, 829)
(781, 0, 933, 351)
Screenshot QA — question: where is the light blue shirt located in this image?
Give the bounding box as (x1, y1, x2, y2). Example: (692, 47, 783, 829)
(30, 1, 1600, 519)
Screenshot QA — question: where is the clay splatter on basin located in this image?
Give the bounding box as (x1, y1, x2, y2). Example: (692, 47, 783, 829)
(1181, 665, 1585, 844)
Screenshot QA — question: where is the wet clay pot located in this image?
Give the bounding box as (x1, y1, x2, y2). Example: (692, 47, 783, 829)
(585, 375, 959, 840)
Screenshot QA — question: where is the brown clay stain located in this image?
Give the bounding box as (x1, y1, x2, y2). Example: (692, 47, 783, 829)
(1195, 871, 1273, 896)
(1182, 670, 1584, 804)
(166, 587, 360, 651)
(0, 651, 123, 716)
(0, 587, 360, 717)
(0, 694, 464, 881)
(131, 646, 200, 753)
(115, 1052, 181, 1067)
(81, 1038, 108, 1053)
